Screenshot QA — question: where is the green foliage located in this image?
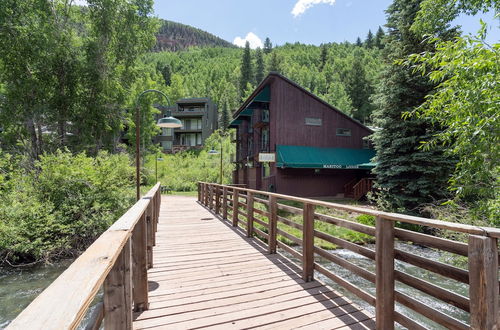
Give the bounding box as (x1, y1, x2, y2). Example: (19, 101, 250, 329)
(365, 30, 374, 49)
(0, 0, 157, 158)
(0, 150, 135, 264)
(408, 32, 499, 224)
(240, 41, 254, 97)
(255, 48, 265, 84)
(145, 130, 235, 191)
(154, 19, 235, 52)
(264, 37, 273, 54)
(374, 26, 386, 49)
(371, 0, 455, 214)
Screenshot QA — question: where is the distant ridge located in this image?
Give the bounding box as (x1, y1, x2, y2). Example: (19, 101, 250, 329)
(154, 19, 236, 52)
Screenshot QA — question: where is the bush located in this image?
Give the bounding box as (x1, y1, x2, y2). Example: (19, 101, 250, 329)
(0, 150, 135, 265)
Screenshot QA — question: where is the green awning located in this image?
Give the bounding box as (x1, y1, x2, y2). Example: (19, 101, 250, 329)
(276, 145, 376, 170)
(229, 85, 271, 128)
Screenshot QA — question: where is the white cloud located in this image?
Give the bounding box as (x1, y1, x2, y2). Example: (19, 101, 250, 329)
(233, 32, 264, 49)
(291, 0, 336, 17)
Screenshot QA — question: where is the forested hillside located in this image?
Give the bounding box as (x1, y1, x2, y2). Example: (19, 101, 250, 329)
(154, 19, 236, 52)
(146, 41, 384, 125)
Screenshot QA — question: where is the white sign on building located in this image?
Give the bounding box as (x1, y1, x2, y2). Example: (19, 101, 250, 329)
(258, 153, 276, 162)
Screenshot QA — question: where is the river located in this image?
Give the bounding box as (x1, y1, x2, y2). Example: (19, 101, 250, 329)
(0, 242, 469, 329)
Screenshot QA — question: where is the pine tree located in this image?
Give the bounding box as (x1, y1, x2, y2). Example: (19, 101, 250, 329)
(355, 37, 363, 47)
(345, 49, 373, 123)
(319, 45, 328, 72)
(365, 30, 374, 48)
(374, 26, 385, 49)
(239, 41, 253, 97)
(219, 101, 231, 131)
(255, 47, 265, 83)
(371, 0, 456, 214)
(267, 51, 281, 74)
(263, 37, 273, 54)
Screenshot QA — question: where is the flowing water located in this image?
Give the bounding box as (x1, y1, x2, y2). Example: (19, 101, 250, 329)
(0, 242, 470, 329)
(286, 242, 470, 330)
(0, 259, 73, 328)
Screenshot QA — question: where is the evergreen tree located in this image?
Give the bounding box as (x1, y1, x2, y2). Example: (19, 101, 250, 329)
(345, 49, 373, 123)
(374, 26, 385, 49)
(355, 37, 363, 47)
(158, 63, 172, 85)
(239, 41, 253, 97)
(371, 0, 455, 214)
(219, 101, 231, 131)
(319, 45, 328, 72)
(267, 51, 281, 74)
(264, 37, 273, 54)
(255, 47, 265, 83)
(365, 30, 374, 48)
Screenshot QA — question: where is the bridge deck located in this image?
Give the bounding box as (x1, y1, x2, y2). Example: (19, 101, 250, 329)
(133, 195, 375, 329)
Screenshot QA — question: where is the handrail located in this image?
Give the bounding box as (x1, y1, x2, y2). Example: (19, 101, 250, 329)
(198, 182, 500, 238)
(8, 183, 162, 330)
(198, 182, 499, 330)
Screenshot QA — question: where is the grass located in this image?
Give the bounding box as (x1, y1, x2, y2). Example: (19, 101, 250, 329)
(245, 198, 376, 250)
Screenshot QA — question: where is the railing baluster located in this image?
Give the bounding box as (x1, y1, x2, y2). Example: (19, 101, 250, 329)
(468, 235, 499, 329)
(246, 192, 254, 238)
(215, 185, 221, 214)
(268, 195, 277, 254)
(376, 216, 395, 330)
(232, 189, 239, 226)
(197, 182, 201, 202)
(302, 203, 314, 282)
(104, 239, 132, 330)
(132, 213, 148, 312)
(222, 186, 228, 220)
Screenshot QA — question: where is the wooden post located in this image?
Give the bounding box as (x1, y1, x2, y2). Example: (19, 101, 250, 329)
(375, 216, 395, 330)
(222, 186, 228, 220)
(132, 214, 148, 312)
(215, 186, 221, 215)
(302, 203, 314, 282)
(197, 182, 201, 202)
(268, 195, 277, 254)
(146, 212, 153, 269)
(232, 189, 239, 227)
(246, 192, 254, 238)
(204, 183, 208, 206)
(104, 239, 132, 330)
(468, 235, 499, 330)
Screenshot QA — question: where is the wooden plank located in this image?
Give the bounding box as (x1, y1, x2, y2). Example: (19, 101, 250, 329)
(277, 241, 303, 260)
(215, 185, 221, 214)
(277, 202, 303, 215)
(315, 213, 375, 236)
(303, 203, 314, 282)
(132, 215, 149, 312)
(277, 215, 303, 230)
(468, 235, 499, 330)
(395, 292, 468, 330)
(375, 216, 394, 330)
(246, 191, 254, 238)
(277, 228, 302, 245)
(104, 239, 132, 330)
(394, 227, 468, 256)
(268, 195, 278, 254)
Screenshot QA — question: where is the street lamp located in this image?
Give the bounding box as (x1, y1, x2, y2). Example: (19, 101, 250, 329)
(135, 89, 182, 200)
(156, 156, 164, 183)
(208, 131, 225, 184)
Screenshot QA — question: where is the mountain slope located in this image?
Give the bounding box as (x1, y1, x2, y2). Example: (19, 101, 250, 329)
(154, 19, 235, 52)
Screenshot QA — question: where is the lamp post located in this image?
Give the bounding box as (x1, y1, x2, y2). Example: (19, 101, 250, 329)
(155, 156, 164, 183)
(208, 131, 225, 185)
(135, 89, 182, 201)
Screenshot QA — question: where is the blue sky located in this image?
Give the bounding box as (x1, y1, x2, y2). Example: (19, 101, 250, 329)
(152, 0, 499, 48)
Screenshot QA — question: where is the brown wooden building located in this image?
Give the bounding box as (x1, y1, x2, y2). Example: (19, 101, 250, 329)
(229, 73, 375, 198)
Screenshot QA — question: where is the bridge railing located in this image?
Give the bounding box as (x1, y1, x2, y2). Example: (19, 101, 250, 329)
(198, 182, 500, 330)
(8, 183, 162, 330)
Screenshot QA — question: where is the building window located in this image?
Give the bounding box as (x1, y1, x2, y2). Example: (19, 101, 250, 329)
(305, 118, 322, 126)
(262, 163, 270, 177)
(196, 133, 202, 145)
(336, 128, 351, 136)
(262, 109, 269, 122)
(247, 136, 253, 157)
(261, 127, 269, 151)
(363, 139, 372, 149)
(161, 141, 172, 150)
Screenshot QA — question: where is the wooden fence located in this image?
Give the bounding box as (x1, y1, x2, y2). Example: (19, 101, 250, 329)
(7, 183, 162, 330)
(198, 182, 500, 330)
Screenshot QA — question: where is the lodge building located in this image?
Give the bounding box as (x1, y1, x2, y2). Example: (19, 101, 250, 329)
(230, 73, 375, 198)
(155, 98, 218, 153)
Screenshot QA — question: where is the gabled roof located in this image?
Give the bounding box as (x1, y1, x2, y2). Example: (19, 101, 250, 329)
(230, 72, 372, 133)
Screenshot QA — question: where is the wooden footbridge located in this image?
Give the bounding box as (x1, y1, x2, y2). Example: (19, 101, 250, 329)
(8, 183, 500, 329)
